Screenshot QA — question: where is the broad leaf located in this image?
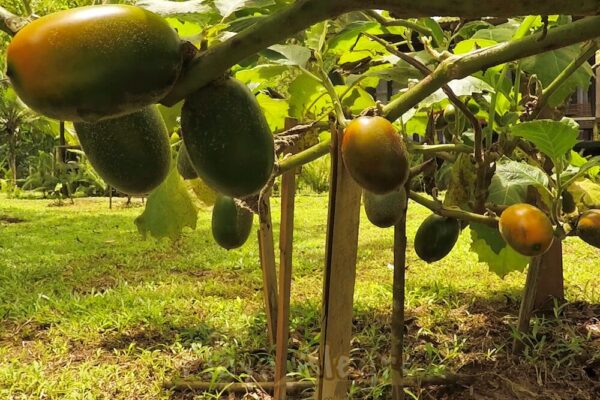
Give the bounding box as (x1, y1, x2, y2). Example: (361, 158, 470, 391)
(266, 44, 312, 67)
(235, 64, 290, 92)
(471, 21, 520, 42)
(562, 156, 600, 188)
(288, 73, 322, 119)
(256, 93, 288, 132)
(135, 167, 198, 240)
(137, 0, 211, 16)
(521, 45, 593, 107)
(420, 76, 493, 107)
(510, 119, 579, 161)
(214, 0, 274, 18)
(487, 158, 549, 206)
(453, 38, 497, 55)
(418, 17, 445, 47)
(470, 223, 530, 277)
(187, 178, 217, 206)
(568, 179, 600, 210)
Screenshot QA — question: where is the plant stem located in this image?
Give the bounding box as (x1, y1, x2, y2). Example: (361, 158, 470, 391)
(409, 191, 499, 227)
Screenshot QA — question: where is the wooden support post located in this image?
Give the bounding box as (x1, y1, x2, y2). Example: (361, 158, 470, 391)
(391, 201, 408, 400)
(533, 240, 564, 311)
(317, 125, 362, 400)
(274, 137, 297, 400)
(58, 121, 66, 164)
(595, 51, 600, 141)
(258, 193, 278, 346)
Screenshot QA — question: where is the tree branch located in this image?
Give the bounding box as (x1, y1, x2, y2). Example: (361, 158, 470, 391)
(0, 6, 26, 36)
(409, 190, 499, 227)
(161, 0, 600, 106)
(383, 16, 600, 122)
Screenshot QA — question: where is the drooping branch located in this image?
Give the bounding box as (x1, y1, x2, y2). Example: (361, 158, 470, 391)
(0, 6, 26, 36)
(162, 0, 600, 106)
(383, 15, 600, 122)
(409, 191, 499, 227)
(343, 0, 600, 18)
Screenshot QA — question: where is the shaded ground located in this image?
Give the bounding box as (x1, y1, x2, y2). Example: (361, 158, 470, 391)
(0, 194, 598, 399)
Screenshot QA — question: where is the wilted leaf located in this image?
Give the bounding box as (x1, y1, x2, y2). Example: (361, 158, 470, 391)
(470, 223, 530, 277)
(487, 158, 549, 206)
(569, 179, 600, 210)
(511, 119, 579, 161)
(135, 167, 198, 240)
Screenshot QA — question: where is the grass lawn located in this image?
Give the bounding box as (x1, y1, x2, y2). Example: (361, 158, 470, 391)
(0, 193, 598, 399)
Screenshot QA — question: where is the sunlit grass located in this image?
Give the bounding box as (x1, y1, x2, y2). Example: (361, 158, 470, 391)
(0, 194, 598, 399)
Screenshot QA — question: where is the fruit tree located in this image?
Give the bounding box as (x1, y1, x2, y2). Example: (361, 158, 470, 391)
(2, 1, 600, 399)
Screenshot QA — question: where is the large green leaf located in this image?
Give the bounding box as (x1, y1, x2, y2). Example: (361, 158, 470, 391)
(235, 64, 290, 92)
(470, 223, 530, 278)
(137, 0, 211, 17)
(157, 101, 183, 134)
(521, 45, 593, 107)
(135, 167, 198, 240)
(510, 119, 579, 161)
(256, 93, 288, 132)
(471, 21, 520, 42)
(266, 44, 312, 67)
(213, 0, 274, 18)
(419, 76, 493, 107)
(288, 72, 323, 119)
(487, 158, 549, 206)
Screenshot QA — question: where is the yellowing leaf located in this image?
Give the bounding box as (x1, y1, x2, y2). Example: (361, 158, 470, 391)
(135, 166, 198, 240)
(470, 223, 530, 278)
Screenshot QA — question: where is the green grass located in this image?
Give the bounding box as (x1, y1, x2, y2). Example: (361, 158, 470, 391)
(0, 194, 598, 399)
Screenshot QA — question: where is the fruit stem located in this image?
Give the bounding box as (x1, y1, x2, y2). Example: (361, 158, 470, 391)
(409, 190, 499, 227)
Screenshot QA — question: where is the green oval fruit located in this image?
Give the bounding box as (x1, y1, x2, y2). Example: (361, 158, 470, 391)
(363, 187, 406, 228)
(177, 145, 198, 180)
(74, 106, 171, 195)
(443, 104, 456, 123)
(182, 77, 275, 198)
(6, 5, 183, 122)
(212, 195, 254, 250)
(414, 214, 460, 263)
(341, 116, 409, 194)
(576, 209, 600, 248)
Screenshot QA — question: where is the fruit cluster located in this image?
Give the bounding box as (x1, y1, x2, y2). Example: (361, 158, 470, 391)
(6, 5, 274, 249)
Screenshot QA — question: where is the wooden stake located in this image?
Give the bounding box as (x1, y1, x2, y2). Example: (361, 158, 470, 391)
(391, 199, 408, 400)
(317, 124, 362, 400)
(258, 193, 278, 346)
(533, 239, 564, 311)
(513, 238, 564, 354)
(274, 137, 297, 400)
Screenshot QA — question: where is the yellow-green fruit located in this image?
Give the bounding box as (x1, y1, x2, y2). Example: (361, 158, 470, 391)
(363, 187, 406, 228)
(414, 214, 460, 263)
(499, 204, 554, 257)
(6, 5, 183, 122)
(342, 116, 409, 194)
(74, 106, 171, 195)
(576, 209, 600, 248)
(212, 195, 254, 250)
(182, 77, 275, 198)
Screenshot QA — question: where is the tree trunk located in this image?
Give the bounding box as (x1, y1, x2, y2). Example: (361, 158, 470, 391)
(533, 239, 564, 311)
